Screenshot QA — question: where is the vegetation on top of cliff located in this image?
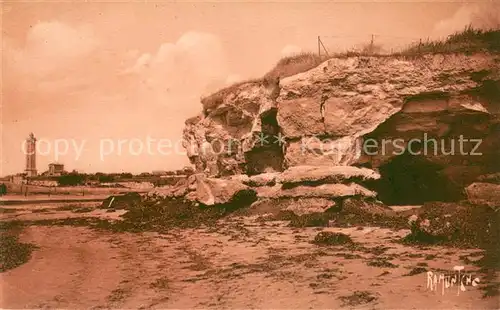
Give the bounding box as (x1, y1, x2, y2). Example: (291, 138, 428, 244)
(326, 27, 500, 57)
(400, 27, 500, 55)
(264, 52, 323, 80)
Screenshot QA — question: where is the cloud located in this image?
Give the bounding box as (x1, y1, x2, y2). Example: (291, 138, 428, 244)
(27, 21, 96, 57)
(126, 31, 231, 110)
(2, 21, 103, 126)
(3, 29, 235, 175)
(130, 31, 228, 78)
(281, 44, 303, 57)
(7, 21, 98, 78)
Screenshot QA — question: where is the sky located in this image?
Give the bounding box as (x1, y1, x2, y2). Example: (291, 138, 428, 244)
(1, 0, 497, 176)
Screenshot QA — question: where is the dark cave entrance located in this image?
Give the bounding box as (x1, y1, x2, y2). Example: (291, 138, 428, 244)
(375, 153, 464, 205)
(245, 108, 285, 175)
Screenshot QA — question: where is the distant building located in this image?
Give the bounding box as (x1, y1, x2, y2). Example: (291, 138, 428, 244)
(152, 170, 176, 176)
(25, 133, 37, 177)
(152, 170, 168, 176)
(48, 163, 65, 176)
(11, 175, 26, 185)
(31, 179, 58, 187)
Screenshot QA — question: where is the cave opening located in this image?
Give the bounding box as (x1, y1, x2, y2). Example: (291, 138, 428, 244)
(375, 152, 464, 205)
(245, 108, 285, 175)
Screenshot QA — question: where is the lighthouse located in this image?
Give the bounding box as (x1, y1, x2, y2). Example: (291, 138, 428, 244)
(25, 133, 37, 177)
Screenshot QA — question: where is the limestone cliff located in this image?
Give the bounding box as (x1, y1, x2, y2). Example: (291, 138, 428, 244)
(183, 53, 500, 205)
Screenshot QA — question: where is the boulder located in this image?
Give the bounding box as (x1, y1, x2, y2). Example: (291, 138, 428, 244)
(277, 165, 380, 186)
(190, 174, 256, 206)
(147, 175, 196, 199)
(148, 185, 188, 199)
(465, 182, 500, 206)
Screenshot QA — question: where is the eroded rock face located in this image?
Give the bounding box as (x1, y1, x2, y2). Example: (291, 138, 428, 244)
(183, 53, 500, 204)
(182, 80, 282, 177)
(281, 60, 499, 186)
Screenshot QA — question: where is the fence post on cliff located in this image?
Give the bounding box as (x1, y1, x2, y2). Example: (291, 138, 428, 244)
(318, 36, 321, 58)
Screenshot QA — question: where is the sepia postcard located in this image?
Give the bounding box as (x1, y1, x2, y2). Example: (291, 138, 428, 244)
(1, 1, 499, 309)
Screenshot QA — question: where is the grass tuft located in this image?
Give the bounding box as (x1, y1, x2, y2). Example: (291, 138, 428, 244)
(312, 231, 354, 246)
(264, 52, 324, 80)
(400, 26, 500, 55)
(339, 290, 378, 307)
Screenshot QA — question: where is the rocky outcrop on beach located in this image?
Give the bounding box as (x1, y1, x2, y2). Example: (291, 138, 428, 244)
(246, 165, 383, 216)
(145, 165, 383, 217)
(148, 174, 256, 207)
(143, 52, 500, 218)
(182, 53, 500, 206)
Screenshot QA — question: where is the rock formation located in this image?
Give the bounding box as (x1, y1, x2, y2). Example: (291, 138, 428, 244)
(183, 53, 500, 206)
(247, 165, 381, 216)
